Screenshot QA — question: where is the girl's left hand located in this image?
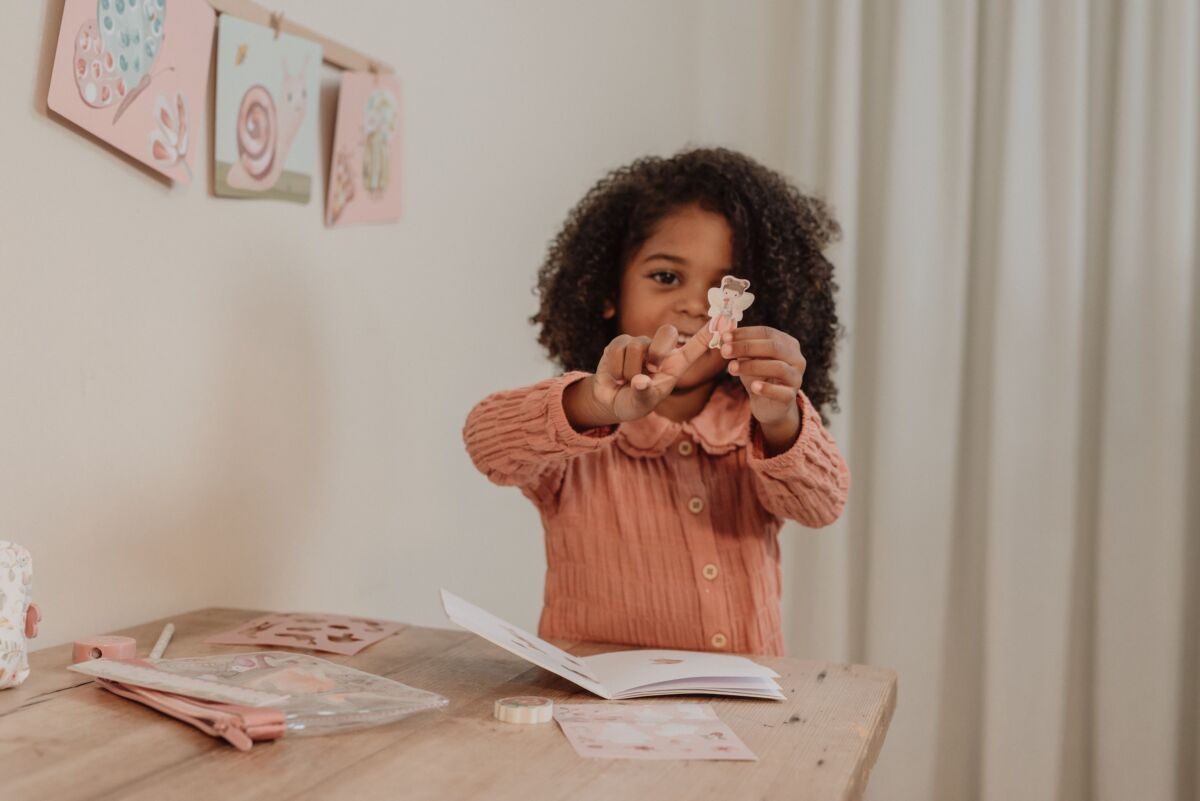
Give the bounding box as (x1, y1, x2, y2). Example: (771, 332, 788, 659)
(720, 326, 805, 443)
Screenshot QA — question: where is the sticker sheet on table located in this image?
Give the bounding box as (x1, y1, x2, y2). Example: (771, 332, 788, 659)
(554, 703, 757, 761)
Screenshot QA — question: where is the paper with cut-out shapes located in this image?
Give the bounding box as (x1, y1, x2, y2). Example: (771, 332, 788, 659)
(554, 703, 757, 761)
(204, 613, 403, 656)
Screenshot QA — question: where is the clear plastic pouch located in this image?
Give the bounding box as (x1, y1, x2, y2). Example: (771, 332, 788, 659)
(70, 651, 448, 744)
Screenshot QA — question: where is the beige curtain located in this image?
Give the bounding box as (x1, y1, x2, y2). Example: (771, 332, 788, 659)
(698, 1, 1199, 799)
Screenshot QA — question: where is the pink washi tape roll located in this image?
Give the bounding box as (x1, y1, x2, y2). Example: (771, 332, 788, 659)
(72, 636, 137, 664)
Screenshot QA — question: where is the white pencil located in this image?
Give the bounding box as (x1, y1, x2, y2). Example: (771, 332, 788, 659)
(149, 623, 175, 660)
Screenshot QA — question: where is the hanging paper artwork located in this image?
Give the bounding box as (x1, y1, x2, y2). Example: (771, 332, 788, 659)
(325, 72, 402, 227)
(213, 15, 322, 203)
(47, 0, 215, 183)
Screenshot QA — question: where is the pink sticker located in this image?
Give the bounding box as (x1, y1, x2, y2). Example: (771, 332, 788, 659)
(554, 703, 757, 761)
(706, 276, 755, 348)
(204, 613, 404, 656)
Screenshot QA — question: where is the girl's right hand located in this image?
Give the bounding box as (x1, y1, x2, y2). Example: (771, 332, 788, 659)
(565, 325, 710, 427)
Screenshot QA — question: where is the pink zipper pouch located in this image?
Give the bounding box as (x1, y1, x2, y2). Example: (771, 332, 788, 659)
(98, 678, 286, 751)
(69, 652, 447, 749)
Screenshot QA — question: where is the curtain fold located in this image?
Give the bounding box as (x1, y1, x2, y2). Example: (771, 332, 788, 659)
(696, 1, 1199, 799)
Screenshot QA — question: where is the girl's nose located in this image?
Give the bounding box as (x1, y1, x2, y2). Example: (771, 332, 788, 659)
(678, 289, 708, 318)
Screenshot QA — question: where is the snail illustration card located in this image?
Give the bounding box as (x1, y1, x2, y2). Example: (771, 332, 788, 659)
(554, 704, 757, 761)
(325, 72, 402, 227)
(203, 613, 404, 656)
(213, 15, 321, 203)
(47, 0, 215, 184)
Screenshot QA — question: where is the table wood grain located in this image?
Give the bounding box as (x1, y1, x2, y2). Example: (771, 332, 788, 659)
(0, 608, 896, 801)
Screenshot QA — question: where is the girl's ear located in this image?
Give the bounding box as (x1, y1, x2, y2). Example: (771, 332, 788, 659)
(601, 300, 616, 320)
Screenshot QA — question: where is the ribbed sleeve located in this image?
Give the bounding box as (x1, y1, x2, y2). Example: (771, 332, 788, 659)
(463, 372, 616, 507)
(747, 391, 850, 527)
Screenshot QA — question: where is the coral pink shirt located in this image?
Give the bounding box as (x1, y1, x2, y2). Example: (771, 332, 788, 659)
(463, 373, 849, 656)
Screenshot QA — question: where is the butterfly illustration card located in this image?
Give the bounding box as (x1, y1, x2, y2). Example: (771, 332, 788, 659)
(554, 703, 757, 761)
(213, 15, 321, 202)
(326, 72, 403, 227)
(204, 613, 404, 656)
(47, 0, 215, 183)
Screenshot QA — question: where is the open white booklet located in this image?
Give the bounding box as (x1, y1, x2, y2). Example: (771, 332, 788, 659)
(440, 590, 785, 701)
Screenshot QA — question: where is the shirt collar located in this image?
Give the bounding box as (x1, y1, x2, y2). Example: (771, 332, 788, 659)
(615, 382, 751, 458)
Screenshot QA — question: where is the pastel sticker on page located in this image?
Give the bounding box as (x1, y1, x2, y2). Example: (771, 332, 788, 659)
(440, 590, 784, 700)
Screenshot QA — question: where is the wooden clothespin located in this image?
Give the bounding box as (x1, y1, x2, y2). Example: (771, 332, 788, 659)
(268, 10, 284, 39)
(368, 59, 382, 86)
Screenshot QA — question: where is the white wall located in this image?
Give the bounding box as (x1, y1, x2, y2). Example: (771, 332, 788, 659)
(5, 0, 753, 647)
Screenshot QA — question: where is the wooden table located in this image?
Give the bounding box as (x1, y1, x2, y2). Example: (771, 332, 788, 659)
(0, 608, 896, 801)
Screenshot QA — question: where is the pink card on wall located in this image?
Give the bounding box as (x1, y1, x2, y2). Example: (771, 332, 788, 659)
(204, 613, 404, 656)
(553, 703, 757, 761)
(326, 71, 402, 227)
(47, 0, 215, 183)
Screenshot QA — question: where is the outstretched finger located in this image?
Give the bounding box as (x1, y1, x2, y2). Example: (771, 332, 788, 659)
(613, 373, 660, 420)
(729, 358, 803, 388)
(657, 328, 711, 379)
(599, 336, 632, 385)
(622, 337, 651, 382)
(646, 325, 678, 373)
(748, 380, 798, 403)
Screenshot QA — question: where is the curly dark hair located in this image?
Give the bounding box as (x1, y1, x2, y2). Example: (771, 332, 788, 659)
(532, 147, 842, 421)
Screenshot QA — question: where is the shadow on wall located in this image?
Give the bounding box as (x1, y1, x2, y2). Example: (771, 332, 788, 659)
(317, 68, 339, 201)
(177, 269, 331, 611)
(43, 265, 332, 639)
(29, 1, 332, 626)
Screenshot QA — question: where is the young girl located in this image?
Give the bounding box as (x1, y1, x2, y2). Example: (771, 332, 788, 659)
(464, 148, 848, 657)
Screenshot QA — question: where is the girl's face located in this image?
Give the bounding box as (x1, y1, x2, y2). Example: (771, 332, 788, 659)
(611, 203, 733, 390)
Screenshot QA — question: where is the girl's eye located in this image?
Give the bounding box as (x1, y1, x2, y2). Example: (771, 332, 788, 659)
(649, 271, 679, 286)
